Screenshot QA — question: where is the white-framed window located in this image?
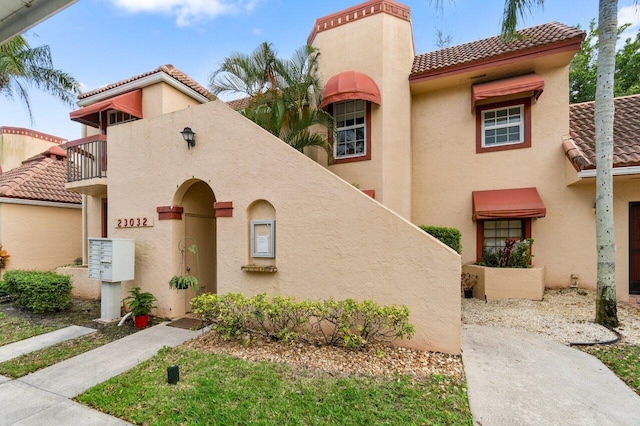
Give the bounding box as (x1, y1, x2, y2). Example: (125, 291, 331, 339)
(482, 219, 524, 253)
(107, 110, 137, 127)
(481, 104, 524, 147)
(334, 99, 366, 159)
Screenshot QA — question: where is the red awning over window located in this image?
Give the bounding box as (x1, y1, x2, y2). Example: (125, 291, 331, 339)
(320, 71, 381, 108)
(471, 74, 544, 109)
(472, 187, 546, 221)
(70, 90, 143, 128)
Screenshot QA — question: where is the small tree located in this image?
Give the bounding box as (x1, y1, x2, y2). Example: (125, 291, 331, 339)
(569, 19, 640, 103)
(210, 42, 332, 153)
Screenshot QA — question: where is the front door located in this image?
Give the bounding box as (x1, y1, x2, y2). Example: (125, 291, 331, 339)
(184, 213, 216, 311)
(630, 203, 640, 295)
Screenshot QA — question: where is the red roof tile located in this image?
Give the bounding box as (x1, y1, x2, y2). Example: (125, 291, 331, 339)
(0, 152, 81, 204)
(410, 22, 584, 79)
(226, 96, 252, 111)
(78, 64, 212, 100)
(569, 94, 640, 170)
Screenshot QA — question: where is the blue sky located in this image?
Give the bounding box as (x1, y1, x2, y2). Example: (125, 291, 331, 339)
(1, 0, 638, 141)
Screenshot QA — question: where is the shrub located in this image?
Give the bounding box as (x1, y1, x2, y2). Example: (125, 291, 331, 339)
(191, 293, 415, 349)
(419, 226, 462, 254)
(0, 280, 7, 297)
(479, 238, 534, 268)
(3, 270, 72, 313)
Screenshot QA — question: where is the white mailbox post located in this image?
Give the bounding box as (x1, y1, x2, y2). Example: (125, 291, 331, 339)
(88, 238, 135, 322)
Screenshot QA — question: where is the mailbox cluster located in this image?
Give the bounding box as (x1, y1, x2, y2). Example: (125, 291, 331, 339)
(88, 238, 135, 322)
(88, 238, 135, 282)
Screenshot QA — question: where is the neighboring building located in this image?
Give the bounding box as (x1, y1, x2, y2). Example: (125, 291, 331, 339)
(0, 126, 66, 174)
(0, 144, 82, 276)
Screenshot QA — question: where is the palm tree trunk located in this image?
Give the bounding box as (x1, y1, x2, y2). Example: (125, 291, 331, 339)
(595, 0, 619, 328)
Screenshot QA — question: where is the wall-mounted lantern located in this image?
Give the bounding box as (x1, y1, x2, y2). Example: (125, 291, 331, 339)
(180, 127, 196, 149)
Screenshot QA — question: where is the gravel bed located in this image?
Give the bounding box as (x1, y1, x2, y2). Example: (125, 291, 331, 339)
(183, 288, 639, 380)
(185, 332, 465, 380)
(462, 288, 640, 346)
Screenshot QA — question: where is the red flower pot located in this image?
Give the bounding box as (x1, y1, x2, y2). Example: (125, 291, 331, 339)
(134, 314, 149, 329)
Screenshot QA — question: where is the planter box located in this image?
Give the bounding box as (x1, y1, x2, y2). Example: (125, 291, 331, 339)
(463, 264, 545, 301)
(56, 266, 101, 300)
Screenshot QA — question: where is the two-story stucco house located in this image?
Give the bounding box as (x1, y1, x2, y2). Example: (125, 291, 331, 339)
(64, 0, 640, 355)
(305, 1, 639, 306)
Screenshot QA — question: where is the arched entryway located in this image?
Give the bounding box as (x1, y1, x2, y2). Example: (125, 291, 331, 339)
(173, 180, 216, 312)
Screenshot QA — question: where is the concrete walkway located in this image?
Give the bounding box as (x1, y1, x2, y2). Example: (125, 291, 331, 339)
(462, 324, 640, 426)
(0, 322, 199, 426)
(0, 325, 96, 363)
(3, 320, 640, 425)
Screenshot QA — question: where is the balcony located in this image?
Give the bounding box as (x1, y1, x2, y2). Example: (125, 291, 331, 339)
(65, 135, 108, 196)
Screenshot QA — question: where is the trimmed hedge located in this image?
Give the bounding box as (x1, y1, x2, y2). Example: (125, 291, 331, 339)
(419, 225, 462, 254)
(191, 293, 415, 349)
(3, 270, 72, 313)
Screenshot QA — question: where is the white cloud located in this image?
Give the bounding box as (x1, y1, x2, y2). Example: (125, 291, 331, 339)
(618, 5, 640, 29)
(111, 0, 263, 27)
(618, 4, 640, 47)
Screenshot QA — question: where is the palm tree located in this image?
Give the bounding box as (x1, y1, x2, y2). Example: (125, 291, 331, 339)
(0, 35, 81, 122)
(209, 42, 331, 153)
(500, 0, 619, 327)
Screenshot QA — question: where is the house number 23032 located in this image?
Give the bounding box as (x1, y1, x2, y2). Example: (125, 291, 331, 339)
(115, 217, 154, 228)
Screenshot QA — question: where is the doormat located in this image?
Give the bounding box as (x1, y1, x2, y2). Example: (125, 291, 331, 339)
(167, 318, 205, 330)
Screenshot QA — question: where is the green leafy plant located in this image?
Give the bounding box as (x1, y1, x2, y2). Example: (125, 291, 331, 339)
(171, 239, 200, 290)
(3, 270, 72, 313)
(479, 238, 534, 268)
(123, 287, 157, 317)
(191, 293, 415, 349)
(169, 275, 199, 290)
(419, 226, 462, 254)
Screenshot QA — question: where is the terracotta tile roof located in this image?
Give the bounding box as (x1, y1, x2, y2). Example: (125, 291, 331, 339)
(78, 64, 212, 100)
(0, 149, 81, 204)
(410, 22, 585, 79)
(568, 94, 640, 170)
(226, 96, 252, 111)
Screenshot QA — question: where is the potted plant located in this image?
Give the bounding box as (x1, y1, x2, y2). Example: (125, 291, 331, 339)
(170, 238, 200, 291)
(169, 274, 199, 290)
(461, 272, 478, 299)
(124, 287, 157, 329)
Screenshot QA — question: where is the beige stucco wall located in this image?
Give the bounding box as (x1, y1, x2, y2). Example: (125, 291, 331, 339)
(558, 177, 640, 301)
(411, 62, 618, 293)
(464, 264, 545, 301)
(142, 83, 203, 119)
(0, 202, 82, 276)
(102, 99, 461, 354)
(312, 12, 415, 218)
(410, 57, 639, 301)
(0, 132, 59, 172)
(56, 266, 100, 300)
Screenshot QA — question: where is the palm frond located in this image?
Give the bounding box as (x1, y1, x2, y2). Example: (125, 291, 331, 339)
(500, 0, 544, 42)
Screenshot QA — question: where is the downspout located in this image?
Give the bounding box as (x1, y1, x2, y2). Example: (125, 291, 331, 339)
(82, 194, 87, 264)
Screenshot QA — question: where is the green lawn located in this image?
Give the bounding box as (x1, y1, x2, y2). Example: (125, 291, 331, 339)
(0, 311, 57, 346)
(582, 344, 640, 395)
(77, 346, 472, 426)
(0, 333, 111, 378)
